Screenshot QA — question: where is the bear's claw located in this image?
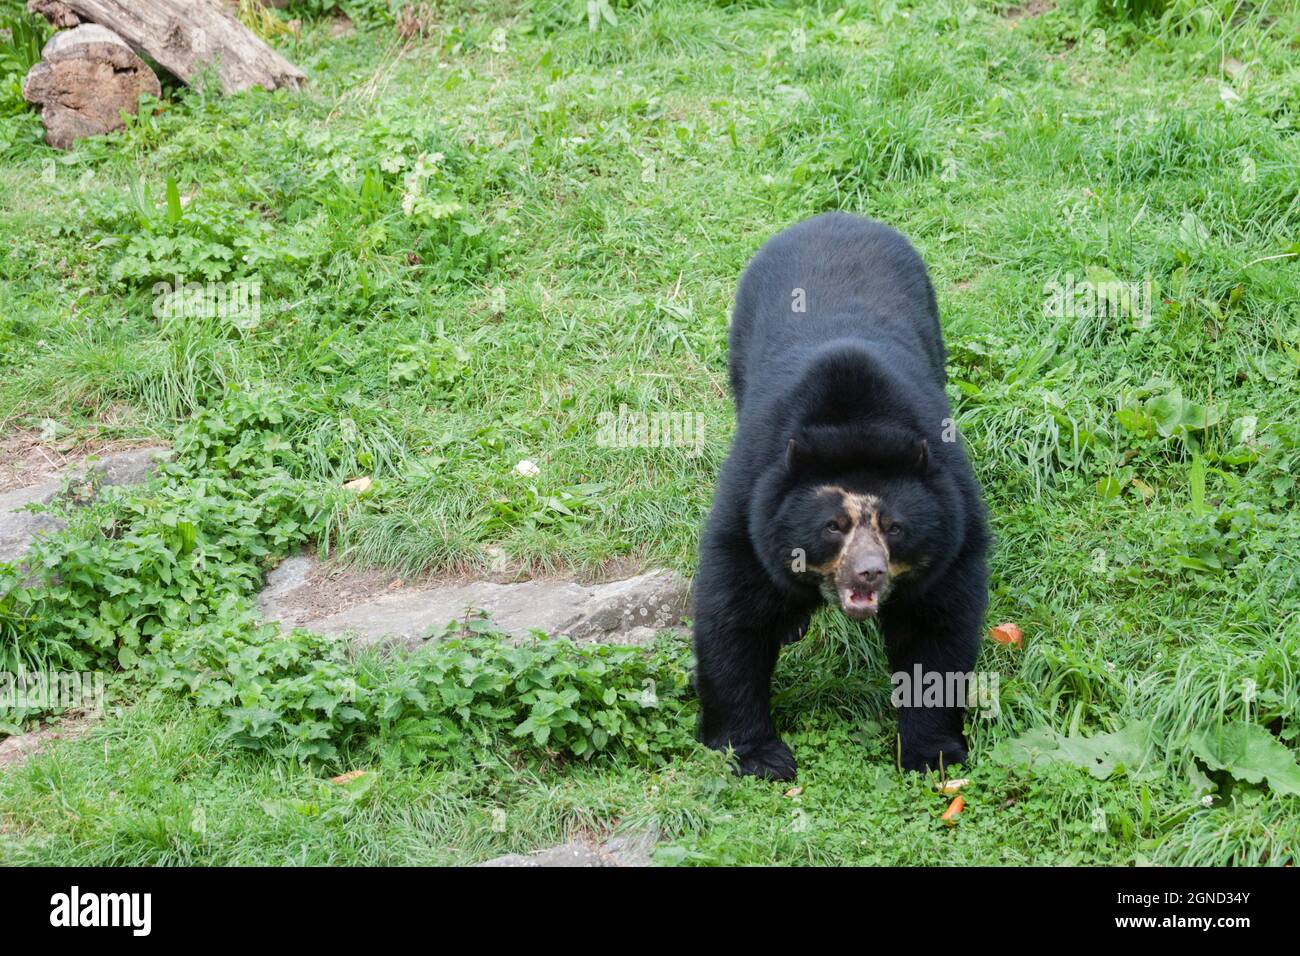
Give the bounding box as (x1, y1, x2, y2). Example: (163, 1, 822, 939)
(735, 736, 798, 781)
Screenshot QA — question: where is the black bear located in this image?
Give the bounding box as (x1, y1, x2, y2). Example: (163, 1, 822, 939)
(693, 212, 989, 780)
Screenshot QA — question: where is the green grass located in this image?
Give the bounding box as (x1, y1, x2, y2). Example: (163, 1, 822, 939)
(1, 0, 1299, 865)
(0, 695, 1199, 866)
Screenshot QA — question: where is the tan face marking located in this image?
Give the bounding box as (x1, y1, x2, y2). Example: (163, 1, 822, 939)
(812, 486, 888, 578)
(810, 485, 912, 619)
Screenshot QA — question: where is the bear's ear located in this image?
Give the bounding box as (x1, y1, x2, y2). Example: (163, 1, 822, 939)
(914, 438, 929, 473)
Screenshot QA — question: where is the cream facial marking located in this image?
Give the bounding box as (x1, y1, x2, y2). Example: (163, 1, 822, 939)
(811, 485, 894, 619)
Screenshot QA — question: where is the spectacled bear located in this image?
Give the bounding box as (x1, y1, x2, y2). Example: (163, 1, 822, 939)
(693, 212, 989, 780)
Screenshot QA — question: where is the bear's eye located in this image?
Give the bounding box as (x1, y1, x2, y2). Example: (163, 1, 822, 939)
(825, 517, 848, 534)
(885, 520, 903, 537)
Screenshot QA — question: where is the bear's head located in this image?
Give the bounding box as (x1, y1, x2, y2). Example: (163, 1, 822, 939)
(750, 419, 960, 620)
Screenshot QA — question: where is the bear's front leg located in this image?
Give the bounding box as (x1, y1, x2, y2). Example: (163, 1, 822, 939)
(880, 577, 985, 773)
(693, 530, 809, 781)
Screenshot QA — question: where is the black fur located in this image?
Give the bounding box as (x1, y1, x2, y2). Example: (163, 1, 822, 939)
(693, 212, 989, 780)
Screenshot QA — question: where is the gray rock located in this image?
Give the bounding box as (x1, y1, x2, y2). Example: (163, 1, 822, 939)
(348, 578, 595, 647)
(602, 827, 660, 867)
(66, 447, 165, 490)
(478, 842, 610, 867)
(562, 570, 691, 641)
(0, 447, 167, 563)
(259, 554, 315, 603)
(257, 555, 692, 648)
(0, 482, 65, 564)
(476, 830, 658, 867)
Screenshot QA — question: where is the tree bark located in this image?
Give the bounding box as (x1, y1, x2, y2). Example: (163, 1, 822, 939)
(26, 0, 80, 28)
(22, 23, 161, 150)
(30, 0, 305, 94)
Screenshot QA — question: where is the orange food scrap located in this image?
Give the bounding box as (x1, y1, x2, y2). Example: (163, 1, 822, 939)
(941, 795, 965, 825)
(329, 770, 369, 785)
(988, 622, 1023, 648)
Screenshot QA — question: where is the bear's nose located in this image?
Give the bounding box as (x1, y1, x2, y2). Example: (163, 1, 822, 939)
(854, 559, 887, 587)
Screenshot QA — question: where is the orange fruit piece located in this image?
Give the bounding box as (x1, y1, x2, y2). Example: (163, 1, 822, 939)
(941, 795, 965, 825)
(988, 622, 1023, 648)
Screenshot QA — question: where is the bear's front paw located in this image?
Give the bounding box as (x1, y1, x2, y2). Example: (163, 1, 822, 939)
(731, 736, 798, 781)
(898, 737, 967, 774)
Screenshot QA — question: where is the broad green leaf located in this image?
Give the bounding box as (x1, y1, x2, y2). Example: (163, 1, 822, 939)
(992, 721, 1153, 780)
(1190, 723, 1300, 796)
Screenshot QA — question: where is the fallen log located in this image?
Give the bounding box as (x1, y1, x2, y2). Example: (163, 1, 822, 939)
(28, 0, 305, 94)
(22, 23, 161, 150)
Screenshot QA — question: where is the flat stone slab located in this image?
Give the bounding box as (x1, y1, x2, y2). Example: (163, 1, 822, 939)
(477, 830, 658, 867)
(257, 555, 691, 647)
(0, 484, 65, 564)
(0, 447, 167, 563)
(479, 842, 611, 867)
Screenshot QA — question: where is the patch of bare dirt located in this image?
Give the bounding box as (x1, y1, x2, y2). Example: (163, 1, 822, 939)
(0, 430, 81, 494)
(260, 555, 403, 626)
(0, 718, 91, 773)
(1004, 0, 1054, 20)
(0, 429, 161, 494)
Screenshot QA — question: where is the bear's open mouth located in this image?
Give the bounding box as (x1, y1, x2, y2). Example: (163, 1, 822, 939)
(840, 586, 880, 620)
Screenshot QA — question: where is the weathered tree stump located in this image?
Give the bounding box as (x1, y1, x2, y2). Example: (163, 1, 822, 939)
(22, 24, 161, 150)
(26, 0, 80, 28)
(29, 0, 305, 94)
